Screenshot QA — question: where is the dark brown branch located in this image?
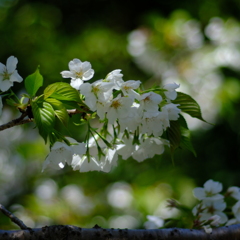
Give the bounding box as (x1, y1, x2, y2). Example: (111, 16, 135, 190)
(0, 204, 29, 230)
(0, 111, 33, 131)
(1, 224, 240, 240)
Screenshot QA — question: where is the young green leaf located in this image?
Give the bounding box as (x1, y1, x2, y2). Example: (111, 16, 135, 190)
(173, 92, 206, 122)
(167, 115, 196, 156)
(24, 66, 43, 97)
(44, 82, 80, 102)
(167, 120, 181, 154)
(45, 98, 69, 127)
(31, 99, 55, 143)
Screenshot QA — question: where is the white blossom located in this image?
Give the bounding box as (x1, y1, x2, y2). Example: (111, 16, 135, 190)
(118, 80, 141, 100)
(72, 136, 118, 173)
(162, 103, 181, 121)
(106, 94, 133, 124)
(105, 69, 124, 90)
(61, 58, 94, 89)
(203, 225, 212, 234)
(139, 92, 162, 113)
(232, 200, 240, 221)
(118, 102, 142, 132)
(42, 137, 86, 171)
(227, 186, 240, 200)
(80, 80, 113, 117)
(72, 155, 102, 172)
(0, 97, 2, 116)
(164, 83, 180, 100)
(226, 218, 240, 226)
(42, 142, 73, 170)
(117, 136, 136, 160)
(132, 137, 169, 162)
(140, 111, 169, 137)
(209, 215, 221, 226)
(197, 199, 228, 224)
(193, 179, 224, 200)
(0, 56, 23, 92)
(144, 215, 164, 229)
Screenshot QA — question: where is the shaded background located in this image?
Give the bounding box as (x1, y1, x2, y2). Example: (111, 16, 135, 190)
(1, 0, 240, 230)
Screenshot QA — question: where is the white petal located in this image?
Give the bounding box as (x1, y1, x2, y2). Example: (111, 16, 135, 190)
(10, 71, 23, 83)
(70, 78, 83, 90)
(6, 56, 18, 73)
(61, 70, 76, 79)
(82, 69, 94, 80)
(0, 80, 13, 92)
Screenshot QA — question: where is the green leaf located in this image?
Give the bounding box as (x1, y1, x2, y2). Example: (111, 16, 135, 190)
(172, 92, 206, 122)
(24, 66, 43, 97)
(178, 115, 196, 157)
(167, 115, 196, 156)
(31, 99, 55, 143)
(45, 98, 69, 127)
(44, 82, 80, 102)
(167, 120, 181, 154)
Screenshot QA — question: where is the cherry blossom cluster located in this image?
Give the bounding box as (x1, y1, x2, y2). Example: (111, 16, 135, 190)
(44, 58, 181, 172)
(143, 179, 240, 232)
(0, 56, 23, 115)
(192, 179, 240, 233)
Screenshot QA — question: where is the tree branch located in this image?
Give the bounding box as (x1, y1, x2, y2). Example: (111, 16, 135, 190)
(0, 224, 240, 240)
(0, 111, 33, 131)
(0, 204, 29, 230)
(0, 109, 85, 132)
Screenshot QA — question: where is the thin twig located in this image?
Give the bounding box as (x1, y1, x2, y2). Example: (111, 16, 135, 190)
(0, 204, 29, 230)
(0, 112, 33, 131)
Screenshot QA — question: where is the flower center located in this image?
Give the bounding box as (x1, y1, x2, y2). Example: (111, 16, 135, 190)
(2, 70, 11, 81)
(75, 70, 83, 78)
(111, 100, 121, 109)
(92, 85, 100, 94)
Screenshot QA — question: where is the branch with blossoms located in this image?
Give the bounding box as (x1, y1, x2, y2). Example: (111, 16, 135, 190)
(143, 179, 240, 233)
(0, 56, 205, 173)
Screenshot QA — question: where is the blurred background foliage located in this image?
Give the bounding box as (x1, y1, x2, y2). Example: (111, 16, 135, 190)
(1, 0, 240, 230)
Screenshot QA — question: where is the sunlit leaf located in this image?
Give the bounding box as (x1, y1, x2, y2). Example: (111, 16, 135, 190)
(173, 92, 206, 122)
(24, 66, 43, 97)
(44, 82, 80, 102)
(45, 98, 69, 127)
(31, 99, 55, 143)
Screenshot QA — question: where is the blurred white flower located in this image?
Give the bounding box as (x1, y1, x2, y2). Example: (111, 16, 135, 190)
(227, 186, 240, 200)
(203, 225, 212, 234)
(144, 215, 164, 229)
(196, 199, 228, 224)
(139, 91, 162, 113)
(43, 137, 86, 171)
(61, 58, 94, 89)
(106, 94, 133, 124)
(80, 80, 114, 118)
(118, 102, 142, 132)
(0, 97, 2, 116)
(232, 200, 240, 221)
(0, 56, 23, 92)
(43, 142, 73, 170)
(208, 215, 221, 226)
(132, 137, 169, 162)
(105, 69, 124, 90)
(162, 103, 181, 121)
(163, 83, 180, 100)
(193, 179, 223, 200)
(118, 80, 141, 100)
(140, 111, 169, 137)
